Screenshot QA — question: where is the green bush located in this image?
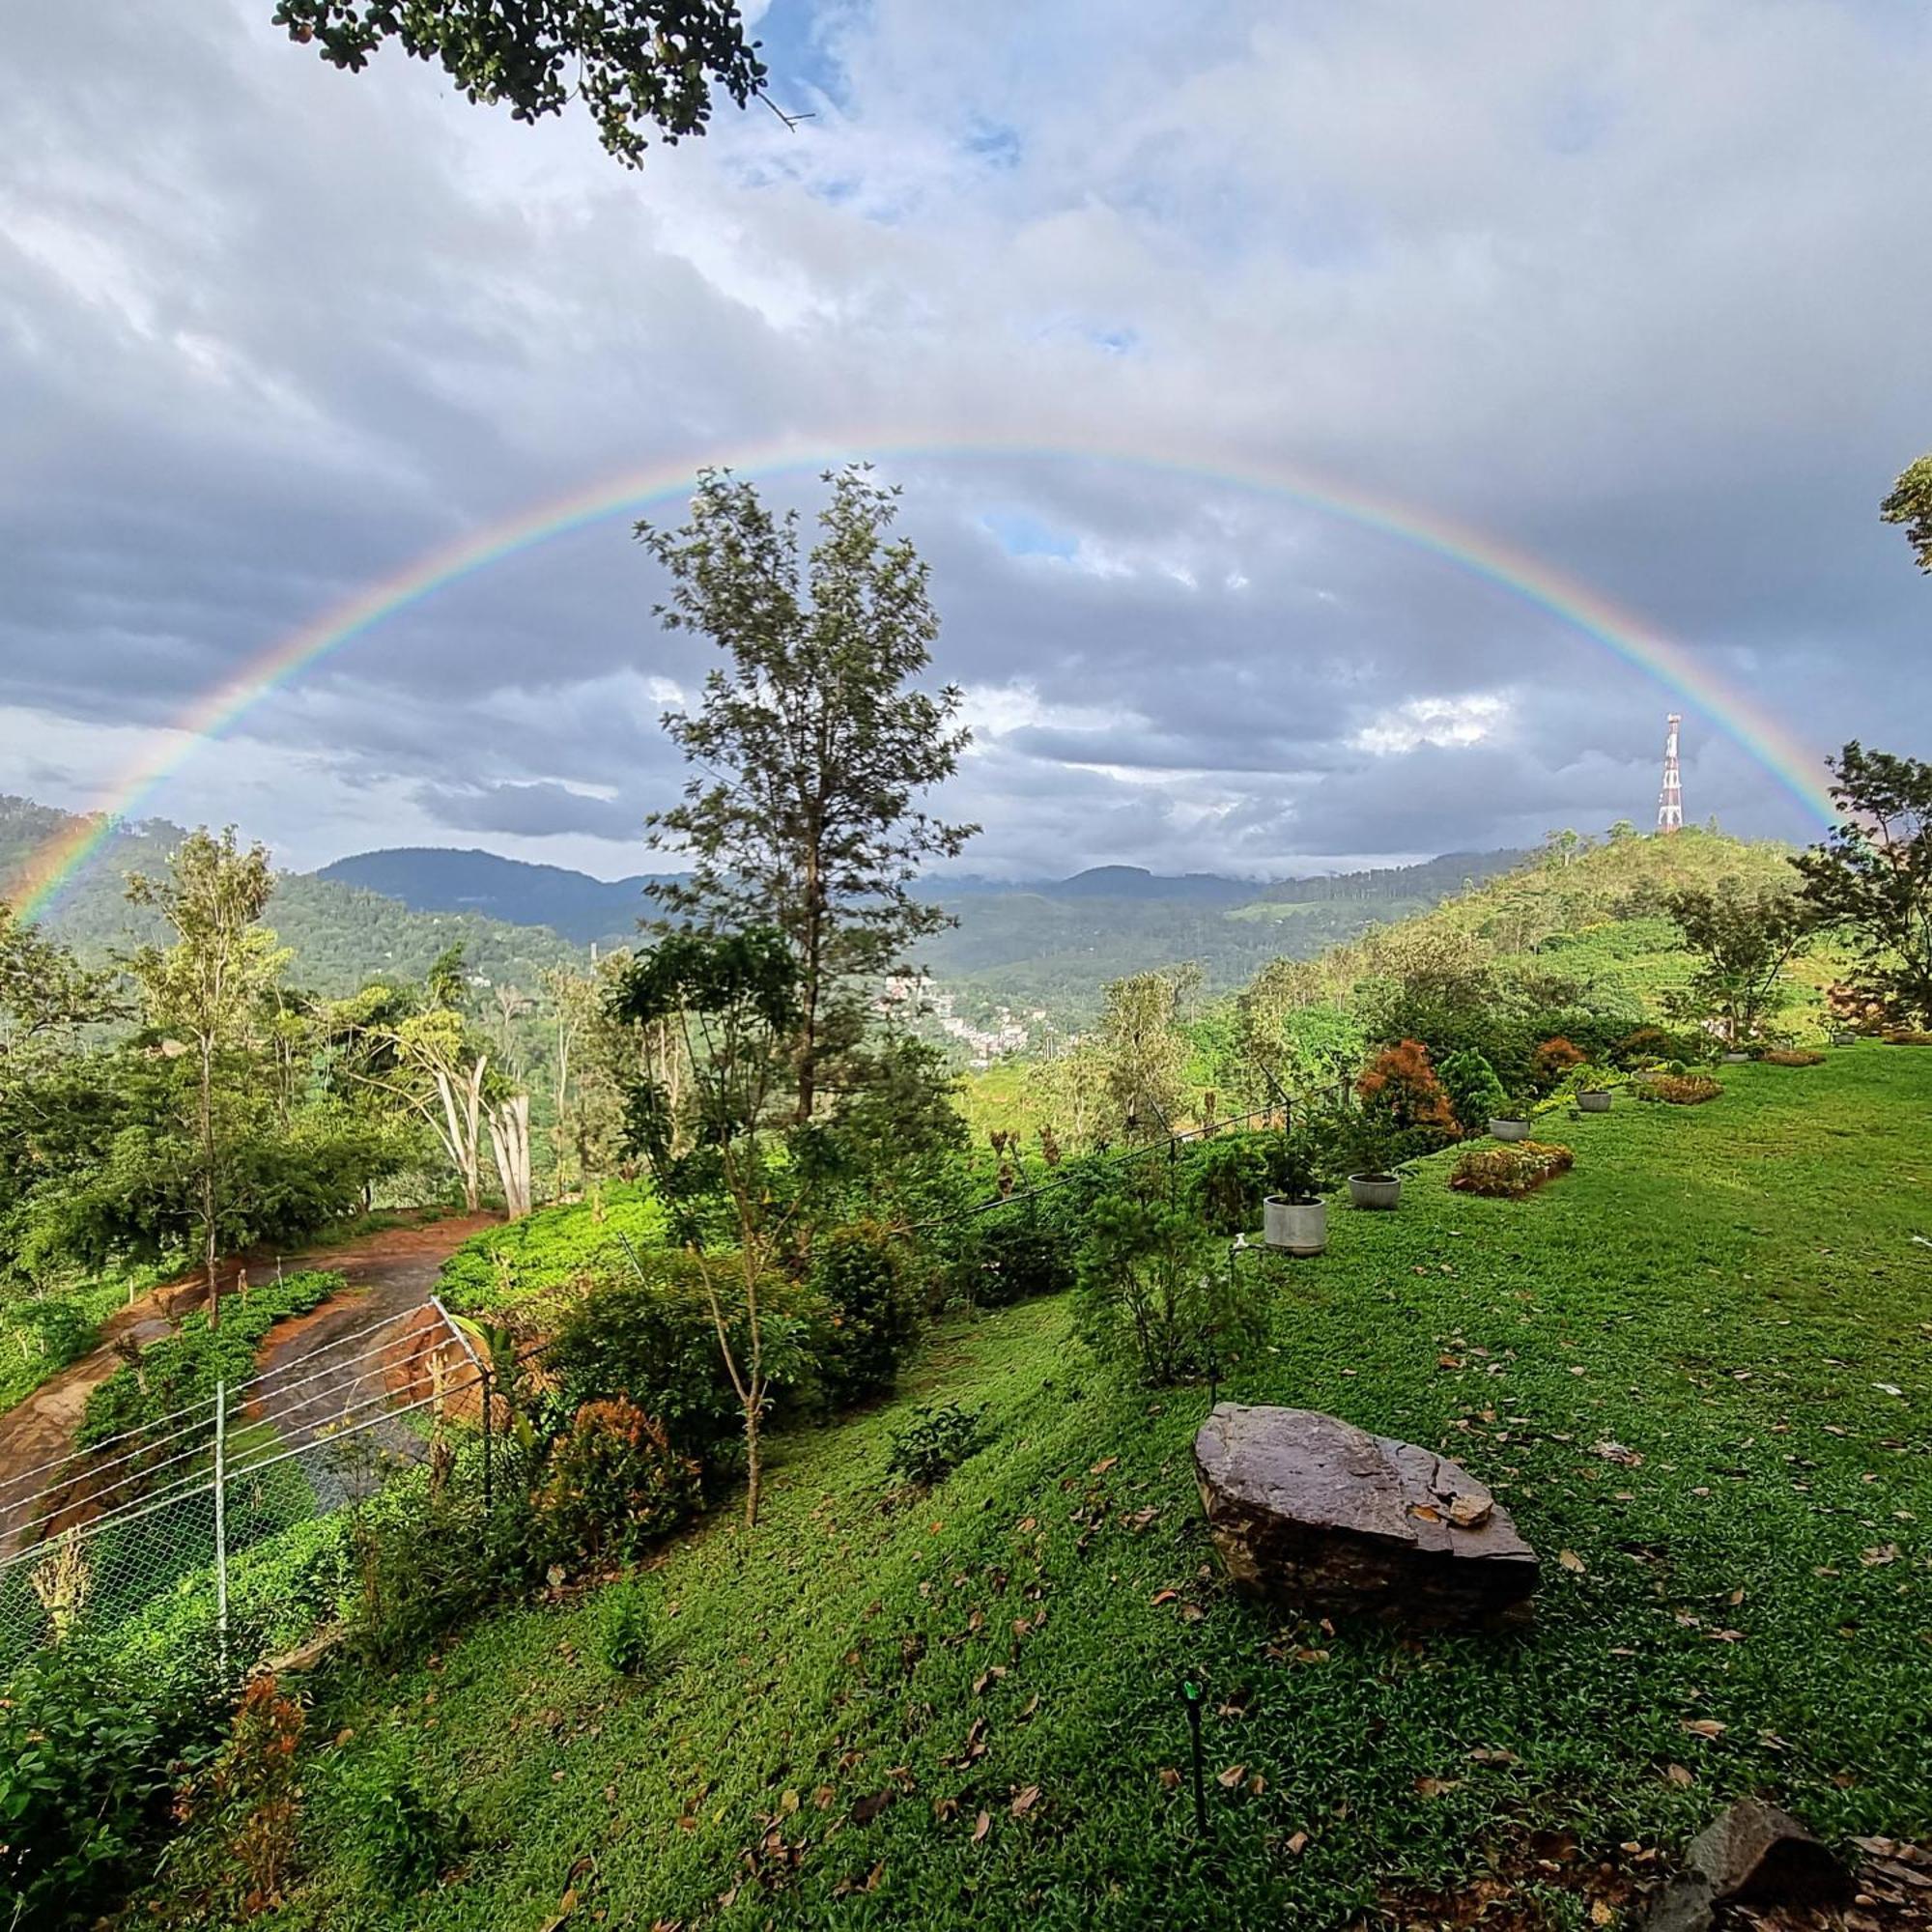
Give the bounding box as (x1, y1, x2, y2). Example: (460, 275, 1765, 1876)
(77, 1269, 341, 1451)
(970, 1210, 1075, 1308)
(533, 1398, 703, 1567)
(336, 1751, 459, 1900)
(811, 1221, 918, 1399)
(544, 1248, 821, 1471)
(885, 1402, 983, 1488)
(1436, 1048, 1509, 1135)
(0, 1643, 217, 1929)
(1185, 1132, 1269, 1235)
(1076, 1196, 1264, 1386)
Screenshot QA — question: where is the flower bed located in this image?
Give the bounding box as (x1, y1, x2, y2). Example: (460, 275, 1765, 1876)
(1634, 1074, 1721, 1105)
(1761, 1048, 1826, 1066)
(1448, 1140, 1574, 1199)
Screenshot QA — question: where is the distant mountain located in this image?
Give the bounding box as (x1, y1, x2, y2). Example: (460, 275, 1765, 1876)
(318, 847, 679, 947)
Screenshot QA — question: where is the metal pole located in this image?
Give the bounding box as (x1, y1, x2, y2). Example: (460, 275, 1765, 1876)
(432, 1295, 491, 1515)
(213, 1378, 229, 1676)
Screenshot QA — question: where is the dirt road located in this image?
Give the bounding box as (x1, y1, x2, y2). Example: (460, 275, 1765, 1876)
(0, 1213, 495, 1551)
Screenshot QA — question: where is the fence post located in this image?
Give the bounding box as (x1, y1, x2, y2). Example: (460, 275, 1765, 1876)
(432, 1296, 491, 1517)
(213, 1378, 229, 1677)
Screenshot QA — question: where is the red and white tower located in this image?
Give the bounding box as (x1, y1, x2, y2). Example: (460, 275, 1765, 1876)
(1656, 713, 1684, 833)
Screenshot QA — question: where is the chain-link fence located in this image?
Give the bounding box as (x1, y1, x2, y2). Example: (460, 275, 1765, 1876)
(0, 1297, 490, 1680)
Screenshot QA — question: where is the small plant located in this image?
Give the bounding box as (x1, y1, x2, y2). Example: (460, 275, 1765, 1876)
(1449, 1141, 1575, 1199)
(1263, 1124, 1336, 1204)
(598, 1577, 660, 1678)
(342, 1755, 457, 1900)
(1635, 1073, 1722, 1105)
(1760, 1047, 1826, 1066)
(1337, 1112, 1399, 1179)
(886, 1402, 983, 1488)
(1188, 1132, 1269, 1234)
(1575, 1065, 1620, 1093)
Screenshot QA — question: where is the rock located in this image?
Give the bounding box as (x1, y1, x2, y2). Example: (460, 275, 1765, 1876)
(1687, 1800, 1849, 1906)
(1638, 1873, 1716, 1932)
(1192, 1404, 1539, 1629)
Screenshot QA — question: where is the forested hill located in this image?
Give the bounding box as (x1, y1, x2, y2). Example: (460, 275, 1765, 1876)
(0, 797, 586, 996)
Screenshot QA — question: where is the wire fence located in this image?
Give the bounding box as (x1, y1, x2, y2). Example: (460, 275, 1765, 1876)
(0, 1297, 493, 1680)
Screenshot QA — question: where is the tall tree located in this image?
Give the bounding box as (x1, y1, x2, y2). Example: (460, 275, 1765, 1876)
(639, 466, 977, 1122)
(1662, 879, 1811, 1048)
(612, 927, 801, 1526)
(1880, 453, 1932, 573)
(1793, 742, 1932, 1027)
(1094, 967, 1199, 1141)
(125, 830, 286, 1325)
(271, 0, 771, 166)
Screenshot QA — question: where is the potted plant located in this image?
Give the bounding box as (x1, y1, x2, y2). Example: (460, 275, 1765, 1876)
(1262, 1126, 1333, 1255)
(1830, 1029, 1858, 1047)
(1341, 1116, 1403, 1210)
(1576, 1067, 1617, 1113)
(1488, 1088, 1532, 1141)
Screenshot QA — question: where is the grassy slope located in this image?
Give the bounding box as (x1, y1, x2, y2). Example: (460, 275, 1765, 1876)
(279, 1050, 1930, 1930)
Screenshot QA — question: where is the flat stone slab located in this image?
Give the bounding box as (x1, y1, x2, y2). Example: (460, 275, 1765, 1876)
(1194, 1404, 1539, 1628)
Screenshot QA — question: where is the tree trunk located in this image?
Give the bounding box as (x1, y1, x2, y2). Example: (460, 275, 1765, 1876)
(488, 1094, 531, 1220)
(743, 1401, 761, 1528)
(200, 1037, 220, 1330)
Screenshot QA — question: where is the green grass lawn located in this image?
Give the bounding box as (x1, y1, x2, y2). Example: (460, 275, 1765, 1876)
(276, 1049, 1930, 1930)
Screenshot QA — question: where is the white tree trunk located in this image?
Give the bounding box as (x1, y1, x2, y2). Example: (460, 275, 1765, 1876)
(432, 1056, 488, 1213)
(488, 1093, 531, 1220)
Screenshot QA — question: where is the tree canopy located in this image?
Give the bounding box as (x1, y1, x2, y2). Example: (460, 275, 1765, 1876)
(1880, 453, 1932, 574)
(271, 0, 769, 165)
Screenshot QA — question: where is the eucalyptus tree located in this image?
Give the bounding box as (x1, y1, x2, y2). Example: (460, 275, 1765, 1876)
(638, 466, 977, 1123)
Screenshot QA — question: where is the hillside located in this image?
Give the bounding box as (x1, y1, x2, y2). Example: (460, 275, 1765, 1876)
(0, 798, 588, 996)
(266, 1053, 1931, 1927)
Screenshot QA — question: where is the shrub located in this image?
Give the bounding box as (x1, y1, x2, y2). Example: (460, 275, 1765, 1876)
(811, 1222, 918, 1399)
(1356, 1038, 1457, 1135)
(970, 1211, 1075, 1307)
(1529, 1036, 1587, 1090)
(1449, 1141, 1575, 1199)
(885, 1402, 983, 1488)
(1437, 1048, 1509, 1135)
(1609, 1024, 1711, 1069)
(153, 1674, 306, 1921)
(545, 1249, 820, 1470)
(1635, 1073, 1722, 1105)
(1882, 1029, 1932, 1046)
(1263, 1122, 1339, 1204)
(1761, 1048, 1826, 1066)
(534, 1399, 702, 1568)
(0, 1643, 215, 1929)
(1076, 1196, 1264, 1386)
(434, 1184, 668, 1314)
(1186, 1133, 1269, 1235)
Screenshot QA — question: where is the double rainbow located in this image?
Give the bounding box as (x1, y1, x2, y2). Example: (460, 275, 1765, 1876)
(10, 438, 1837, 922)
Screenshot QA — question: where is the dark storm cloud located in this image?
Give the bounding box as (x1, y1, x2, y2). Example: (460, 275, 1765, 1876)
(2, 0, 1929, 879)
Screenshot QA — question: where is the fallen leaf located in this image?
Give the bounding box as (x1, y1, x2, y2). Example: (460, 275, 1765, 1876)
(1150, 1588, 1180, 1606)
(1559, 1549, 1587, 1574)
(1414, 1776, 1461, 1799)
(1090, 1455, 1120, 1475)
(1861, 1544, 1900, 1567)
(1665, 1764, 1694, 1787)
(1286, 1831, 1309, 1855)
(1009, 1784, 1041, 1819)
(1158, 1767, 1180, 1790)
(971, 1810, 990, 1844)
(1217, 1763, 1248, 1788)
(851, 1791, 895, 1825)
(1590, 1901, 1615, 1925)
(1681, 1719, 1726, 1740)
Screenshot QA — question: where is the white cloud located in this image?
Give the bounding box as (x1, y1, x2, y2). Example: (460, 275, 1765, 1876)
(1353, 694, 1513, 757)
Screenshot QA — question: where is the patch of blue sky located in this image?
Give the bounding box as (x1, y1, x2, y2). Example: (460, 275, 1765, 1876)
(981, 511, 1080, 560)
(962, 118, 1023, 170)
(751, 0, 864, 112)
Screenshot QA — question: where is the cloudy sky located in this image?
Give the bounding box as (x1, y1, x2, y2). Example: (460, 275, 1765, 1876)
(4, 1, 1929, 884)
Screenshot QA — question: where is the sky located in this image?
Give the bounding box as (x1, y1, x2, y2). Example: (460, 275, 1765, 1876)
(3, 0, 1929, 885)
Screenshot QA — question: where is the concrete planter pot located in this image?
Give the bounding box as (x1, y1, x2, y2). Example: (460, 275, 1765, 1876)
(1488, 1117, 1530, 1142)
(1831, 1031, 1858, 1047)
(1264, 1196, 1328, 1255)
(1721, 1051, 1750, 1065)
(1347, 1172, 1403, 1210)
(1577, 1091, 1612, 1114)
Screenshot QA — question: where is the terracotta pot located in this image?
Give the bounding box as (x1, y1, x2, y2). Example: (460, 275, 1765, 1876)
(1488, 1118, 1530, 1142)
(1577, 1091, 1612, 1113)
(1263, 1195, 1327, 1255)
(1347, 1172, 1403, 1210)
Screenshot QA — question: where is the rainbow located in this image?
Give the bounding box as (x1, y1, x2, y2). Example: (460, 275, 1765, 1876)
(10, 436, 1838, 921)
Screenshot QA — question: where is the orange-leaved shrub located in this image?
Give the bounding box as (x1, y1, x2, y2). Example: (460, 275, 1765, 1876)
(535, 1398, 702, 1565)
(1356, 1038, 1457, 1134)
(1448, 1140, 1574, 1199)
